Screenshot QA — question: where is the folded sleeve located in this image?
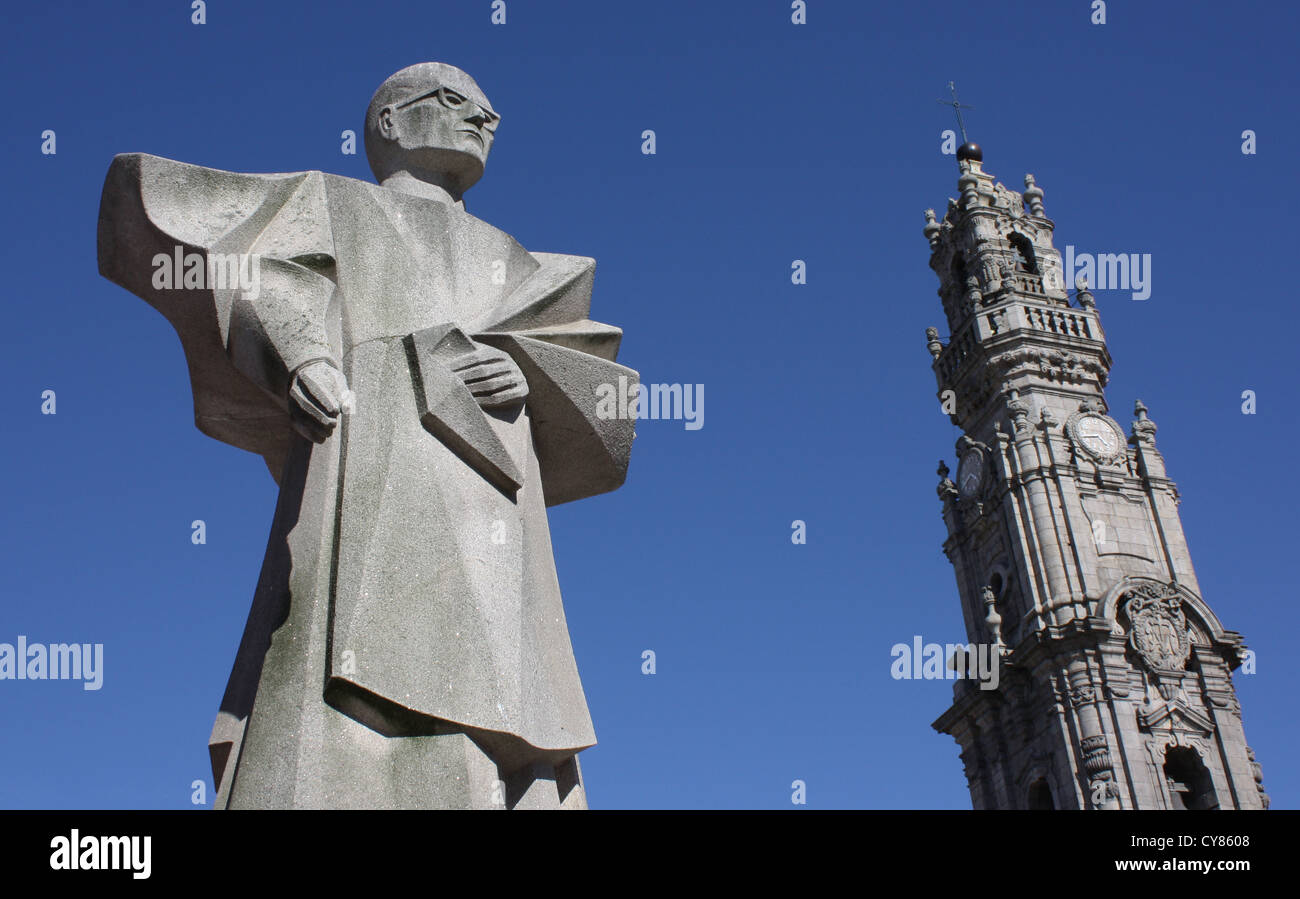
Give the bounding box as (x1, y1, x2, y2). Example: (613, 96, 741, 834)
(97, 153, 337, 481)
(474, 253, 637, 506)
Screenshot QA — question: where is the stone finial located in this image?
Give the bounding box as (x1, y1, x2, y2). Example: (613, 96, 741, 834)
(1003, 384, 1031, 437)
(964, 276, 983, 310)
(1075, 274, 1095, 309)
(958, 170, 979, 208)
(983, 586, 1004, 651)
(926, 326, 943, 360)
(937, 460, 958, 501)
(1131, 398, 1158, 445)
(923, 208, 941, 249)
(1023, 173, 1045, 216)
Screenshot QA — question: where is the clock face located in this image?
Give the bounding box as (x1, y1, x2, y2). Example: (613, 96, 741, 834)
(957, 450, 983, 496)
(1077, 415, 1120, 457)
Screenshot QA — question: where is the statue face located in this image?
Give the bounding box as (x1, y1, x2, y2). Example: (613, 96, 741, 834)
(376, 70, 499, 193)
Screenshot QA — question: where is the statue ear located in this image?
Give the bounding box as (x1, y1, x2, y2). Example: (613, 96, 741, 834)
(378, 106, 396, 138)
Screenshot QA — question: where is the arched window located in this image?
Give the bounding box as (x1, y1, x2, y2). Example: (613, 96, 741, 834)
(1009, 233, 1038, 274)
(1027, 779, 1055, 810)
(949, 252, 968, 290)
(1164, 747, 1219, 810)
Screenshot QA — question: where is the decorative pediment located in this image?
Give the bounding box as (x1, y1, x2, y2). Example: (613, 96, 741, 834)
(1008, 218, 1039, 241)
(992, 182, 1024, 218)
(1137, 697, 1215, 736)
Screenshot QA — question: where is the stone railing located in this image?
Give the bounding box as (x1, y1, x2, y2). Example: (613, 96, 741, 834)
(1009, 272, 1047, 298)
(938, 301, 1100, 383)
(936, 321, 978, 383)
(1019, 303, 1093, 339)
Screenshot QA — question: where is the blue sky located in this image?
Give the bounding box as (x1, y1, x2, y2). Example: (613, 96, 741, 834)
(1, 0, 1295, 809)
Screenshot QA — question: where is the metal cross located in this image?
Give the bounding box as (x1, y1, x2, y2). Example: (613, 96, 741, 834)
(937, 81, 973, 144)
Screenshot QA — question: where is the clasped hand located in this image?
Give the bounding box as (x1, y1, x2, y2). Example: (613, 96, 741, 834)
(288, 343, 527, 443)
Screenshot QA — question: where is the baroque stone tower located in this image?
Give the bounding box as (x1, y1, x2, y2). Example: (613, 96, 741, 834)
(922, 143, 1268, 810)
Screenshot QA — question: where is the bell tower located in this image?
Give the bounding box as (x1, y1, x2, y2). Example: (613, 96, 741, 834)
(922, 142, 1269, 810)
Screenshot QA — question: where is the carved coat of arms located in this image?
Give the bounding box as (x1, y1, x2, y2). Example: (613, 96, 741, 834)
(1125, 582, 1191, 672)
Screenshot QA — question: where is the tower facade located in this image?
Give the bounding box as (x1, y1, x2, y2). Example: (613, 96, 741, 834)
(923, 144, 1268, 810)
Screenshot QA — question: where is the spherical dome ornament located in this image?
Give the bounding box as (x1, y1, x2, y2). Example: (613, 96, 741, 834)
(956, 142, 983, 161)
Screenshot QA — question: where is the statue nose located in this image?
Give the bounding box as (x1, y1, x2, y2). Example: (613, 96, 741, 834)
(466, 107, 489, 127)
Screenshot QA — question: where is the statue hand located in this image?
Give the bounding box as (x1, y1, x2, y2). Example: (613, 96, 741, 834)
(452, 343, 528, 408)
(289, 359, 350, 442)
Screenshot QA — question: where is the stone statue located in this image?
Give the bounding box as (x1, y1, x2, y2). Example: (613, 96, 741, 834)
(96, 63, 637, 809)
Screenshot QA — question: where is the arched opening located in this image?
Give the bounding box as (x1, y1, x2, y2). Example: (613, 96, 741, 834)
(1027, 779, 1055, 810)
(948, 253, 968, 291)
(1009, 233, 1038, 274)
(1163, 747, 1218, 810)
(944, 253, 970, 320)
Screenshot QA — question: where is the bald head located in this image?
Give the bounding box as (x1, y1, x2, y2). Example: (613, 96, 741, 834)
(364, 62, 499, 196)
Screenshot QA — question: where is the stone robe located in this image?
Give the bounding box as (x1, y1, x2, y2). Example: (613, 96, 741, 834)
(97, 153, 636, 807)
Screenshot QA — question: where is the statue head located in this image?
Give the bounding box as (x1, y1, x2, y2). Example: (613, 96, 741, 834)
(365, 62, 499, 196)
